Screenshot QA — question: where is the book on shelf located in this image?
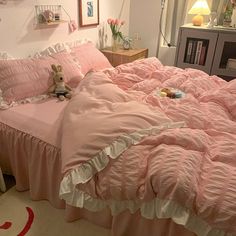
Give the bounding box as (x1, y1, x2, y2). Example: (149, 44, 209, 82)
(194, 41, 203, 64)
(226, 58, 236, 70)
(190, 40, 198, 64)
(184, 39, 193, 63)
(184, 38, 208, 66)
(198, 45, 206, 65)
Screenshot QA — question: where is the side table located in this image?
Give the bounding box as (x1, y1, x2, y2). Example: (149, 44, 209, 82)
(101, 48, 148, 67)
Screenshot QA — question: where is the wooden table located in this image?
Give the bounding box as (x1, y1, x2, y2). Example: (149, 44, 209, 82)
(101, 47, 148, 67)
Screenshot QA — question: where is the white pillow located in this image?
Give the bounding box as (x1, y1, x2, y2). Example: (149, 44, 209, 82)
(32, 39, 92, 58)
(0, 52, 14, 60)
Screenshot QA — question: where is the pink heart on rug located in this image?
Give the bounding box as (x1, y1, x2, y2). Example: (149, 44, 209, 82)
(0, 207, 34, 236)
(18, 207, 34, 236)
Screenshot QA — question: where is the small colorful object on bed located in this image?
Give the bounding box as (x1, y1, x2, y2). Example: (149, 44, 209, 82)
(159, 87, 185, 99)
(48, 64, 73, 101)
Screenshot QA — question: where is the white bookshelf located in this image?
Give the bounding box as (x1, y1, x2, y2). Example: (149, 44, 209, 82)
(175, 24, 236, 80)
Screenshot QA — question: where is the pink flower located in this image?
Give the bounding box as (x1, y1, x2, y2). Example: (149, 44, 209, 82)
(107, 18, 125, 41)
(115, 19, 120, 25)
(231, 0, 236, 7)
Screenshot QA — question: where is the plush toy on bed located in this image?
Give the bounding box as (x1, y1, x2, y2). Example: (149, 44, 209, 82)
(48, 64, 73, 101)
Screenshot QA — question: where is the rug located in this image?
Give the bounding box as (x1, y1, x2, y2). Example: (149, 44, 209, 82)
(0, 187, 110, 236)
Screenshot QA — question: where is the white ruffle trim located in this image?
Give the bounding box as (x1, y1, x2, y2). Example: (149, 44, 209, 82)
(0, 91, 49, 110)
(32, 39, 92, 58)
(0, 52, 14, 60)
(59, 121, 233, 236)
(59, 121, 185, 196)
(63, 188, 233, 236)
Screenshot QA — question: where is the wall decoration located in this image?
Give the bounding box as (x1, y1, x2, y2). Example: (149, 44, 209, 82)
(79, 0, 99, 27)
(35, 5, 63, 25)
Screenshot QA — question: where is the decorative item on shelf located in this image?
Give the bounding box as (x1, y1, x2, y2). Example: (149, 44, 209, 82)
(123, 36, 132, 50)
(35, 5, 77, 32)
(107, 18, 125, 51)
(61, 5, 77, 32)
(223, 2, 233, 27)
(35, 5, 63, 25)
(226, 58, 236, 70)
(111, 36, 119, 51)
(207, 11, 217, 28)
(188, 0, 211, 26)
(231, 0, 236, 27)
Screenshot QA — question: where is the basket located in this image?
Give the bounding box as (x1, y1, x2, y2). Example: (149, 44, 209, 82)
(35, 5, 62, 24)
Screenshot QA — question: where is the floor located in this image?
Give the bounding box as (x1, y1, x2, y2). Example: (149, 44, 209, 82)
(0, 175, 110, 236)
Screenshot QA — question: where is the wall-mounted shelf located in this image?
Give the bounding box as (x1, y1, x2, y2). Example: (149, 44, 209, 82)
(38, 20, 67, 26)
(35, 5, 66, 26)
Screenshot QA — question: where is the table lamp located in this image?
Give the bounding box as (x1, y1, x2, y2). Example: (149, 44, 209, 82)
(188, 0, 211, 26)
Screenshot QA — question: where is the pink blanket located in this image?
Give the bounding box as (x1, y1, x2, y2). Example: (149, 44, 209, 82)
(60, 58, 236, 236)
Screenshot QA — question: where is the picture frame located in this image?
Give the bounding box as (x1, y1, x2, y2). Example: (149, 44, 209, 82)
(79, 0, 99, 27)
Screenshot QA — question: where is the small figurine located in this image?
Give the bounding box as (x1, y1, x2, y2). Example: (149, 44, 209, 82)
(48, 64, 73, 101)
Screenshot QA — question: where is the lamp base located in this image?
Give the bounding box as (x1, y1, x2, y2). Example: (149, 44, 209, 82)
(192, 14, 203, 26)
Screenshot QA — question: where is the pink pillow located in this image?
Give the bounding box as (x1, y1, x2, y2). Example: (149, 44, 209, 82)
(70, 42, 113, 75)
(0, 52, 83, 104)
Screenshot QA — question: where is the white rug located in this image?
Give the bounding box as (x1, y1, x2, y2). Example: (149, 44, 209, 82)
(0, 187, 111, 236)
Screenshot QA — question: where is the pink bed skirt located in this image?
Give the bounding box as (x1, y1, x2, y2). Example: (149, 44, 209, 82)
(0, 122, 196, 236)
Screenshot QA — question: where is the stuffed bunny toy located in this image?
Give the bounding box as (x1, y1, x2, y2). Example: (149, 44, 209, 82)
(48, 64, 73, 101)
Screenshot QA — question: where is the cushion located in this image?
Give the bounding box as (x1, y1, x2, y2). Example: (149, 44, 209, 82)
(70, 42, 113, 75)
(0, 51, 83, 106)
(0, 52, 14, 60)
(32, 39, 91, 58)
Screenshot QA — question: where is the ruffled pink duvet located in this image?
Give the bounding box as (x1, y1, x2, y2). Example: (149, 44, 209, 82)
(59, 58, 236, 236)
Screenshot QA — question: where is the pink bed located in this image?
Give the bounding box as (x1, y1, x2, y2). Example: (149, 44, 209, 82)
(1, 55, 236, 236)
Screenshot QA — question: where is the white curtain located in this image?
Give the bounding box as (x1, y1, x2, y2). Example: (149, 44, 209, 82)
(163, 0, 229, 47)
(211, 0, 230, 25)
(164, 0, 187, 46)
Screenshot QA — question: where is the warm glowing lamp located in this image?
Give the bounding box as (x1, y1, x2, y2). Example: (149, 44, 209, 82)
(188, 0, 211, 26)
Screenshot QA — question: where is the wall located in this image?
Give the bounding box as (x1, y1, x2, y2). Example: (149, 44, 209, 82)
(129, 0, 161, 57)
(0, 0, 130, 58)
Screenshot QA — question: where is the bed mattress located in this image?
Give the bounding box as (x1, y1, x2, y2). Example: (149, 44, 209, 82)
(0, 98, 69, 148)
(0, 99, 68, 207)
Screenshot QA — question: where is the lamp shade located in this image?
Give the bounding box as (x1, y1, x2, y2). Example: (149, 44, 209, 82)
(188, 0, 211, 15)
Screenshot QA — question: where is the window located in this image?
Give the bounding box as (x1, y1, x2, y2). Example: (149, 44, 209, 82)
(162, 0, 229, 47)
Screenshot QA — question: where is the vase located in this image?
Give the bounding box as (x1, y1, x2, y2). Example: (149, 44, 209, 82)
(111, 36, 119, 51)
(231, 8, 236, 28)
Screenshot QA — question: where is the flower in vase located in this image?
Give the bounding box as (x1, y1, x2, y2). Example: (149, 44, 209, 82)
(231, 0, 236, 8)
(107, 18, 125, 42)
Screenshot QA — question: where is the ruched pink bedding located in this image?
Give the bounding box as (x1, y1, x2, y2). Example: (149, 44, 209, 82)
(0, 57, 235, 236)
(59, 58, 236, 236)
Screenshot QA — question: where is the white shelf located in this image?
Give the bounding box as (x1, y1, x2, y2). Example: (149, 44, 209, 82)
(36, 20, 67, 26)
(175, 25, 236, 80)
